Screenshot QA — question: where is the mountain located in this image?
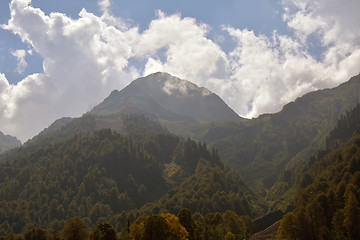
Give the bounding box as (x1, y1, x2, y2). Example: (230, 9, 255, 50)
(0, 131, 21, 154)
(15, 72, 360, 196)
(277, 103, 360, 239)
(19, 72, 242, 150)
(189, 74, 360, 196)
(269, 103, 360, 209)
(90, 72, 242, 123)
(1, 71, 360, 237)
(17, 72, 360, 199)
(23, 72, 243, 150)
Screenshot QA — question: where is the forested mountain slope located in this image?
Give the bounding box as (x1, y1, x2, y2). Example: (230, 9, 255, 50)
(0, 116, 267, 235)
(1, 72, 360, 237)
(277, 103, 360, 239)
(193, 74, 360, 194)
(15, 73, 360, 198)
(269, 102, 360, 210)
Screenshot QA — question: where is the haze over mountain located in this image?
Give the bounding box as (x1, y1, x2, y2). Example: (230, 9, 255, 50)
(0, 131, 21, 154)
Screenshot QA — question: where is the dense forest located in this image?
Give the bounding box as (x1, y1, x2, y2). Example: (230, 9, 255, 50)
(0, 115, 265, 238)
(277, 103, 360, 239)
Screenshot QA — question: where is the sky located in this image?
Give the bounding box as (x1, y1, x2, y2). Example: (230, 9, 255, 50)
(0, 0, 359, 142)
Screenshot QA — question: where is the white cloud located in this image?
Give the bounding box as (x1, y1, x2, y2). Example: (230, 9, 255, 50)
(11, 49, 27, 74)
(283, 0, 360, 47)
(137, 3, 359, 119)
(221, 0, 360, 117)
(1, 0, 139, 141)
(98, 0, 111, 13)
(280, 0, 360, 86)
(223, 27, 329, 117)
(0, 0, 359, 141)
(140, 11, 227, 83)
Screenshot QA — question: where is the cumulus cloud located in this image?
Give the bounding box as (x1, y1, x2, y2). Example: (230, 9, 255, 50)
(1, 0, 139, 141)
(98, 0, 111, 13)
(220, 0, 360, 117)
(11, 49, 27, 74)
(224, 28, 327, 117)
(283, 0, 360, 46)
(0, 0, 359, 141)
(140, 11, 227, 83)
(281, 0, 360, 88)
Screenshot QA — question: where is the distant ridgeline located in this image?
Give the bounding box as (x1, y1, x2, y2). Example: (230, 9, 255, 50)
(0, 131, 21, 154)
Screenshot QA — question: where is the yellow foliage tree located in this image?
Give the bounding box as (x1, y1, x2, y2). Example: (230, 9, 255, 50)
(160, 213, 189, 240)
(128, 214, 188, 240)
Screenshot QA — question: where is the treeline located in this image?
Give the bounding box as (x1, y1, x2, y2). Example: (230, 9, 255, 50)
(277, 103, 360, 239)
(0, 209, 254, 240)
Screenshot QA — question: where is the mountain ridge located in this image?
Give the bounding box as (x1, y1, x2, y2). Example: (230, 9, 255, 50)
(185, 73, 360, 196)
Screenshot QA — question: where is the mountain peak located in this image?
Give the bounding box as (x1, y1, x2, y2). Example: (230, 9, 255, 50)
(135, 72, 212, 97)
(91, 72, 242, 123)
